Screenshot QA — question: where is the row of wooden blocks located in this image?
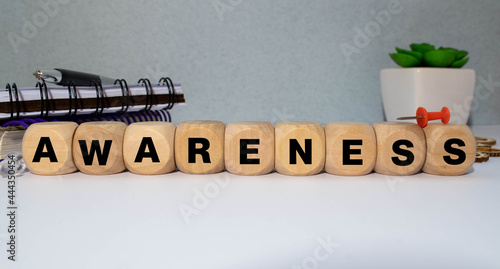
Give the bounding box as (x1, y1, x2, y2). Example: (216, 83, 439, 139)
(22, 121, 476, 176)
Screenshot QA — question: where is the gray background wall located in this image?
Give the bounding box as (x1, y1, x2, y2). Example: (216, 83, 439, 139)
(1, 0, 499, 125)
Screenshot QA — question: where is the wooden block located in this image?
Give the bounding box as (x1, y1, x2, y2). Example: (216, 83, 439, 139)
(373, 122, 426, 176)
(72, 122, 127, 175)
(22, 122, 78, 175)
(275, 121, 325, 176)
(325, 122, 376, 176)
(225, 121, 274, 175)
(123, 122, 176, 175)
(422, 124, 476, 175)
(175, 120, 225, 174)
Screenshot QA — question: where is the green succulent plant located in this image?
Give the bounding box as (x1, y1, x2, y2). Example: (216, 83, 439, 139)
(389, 43, 469, 68)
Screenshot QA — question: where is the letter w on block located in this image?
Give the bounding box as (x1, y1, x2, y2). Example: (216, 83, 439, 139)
(78, 140, 112, 165)
(72, 122, 127, 175)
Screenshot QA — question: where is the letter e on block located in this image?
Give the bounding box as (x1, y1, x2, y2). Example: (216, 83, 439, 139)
(175, 120, 225, 174)
(422, 124, 475, 175)
(72, 122, 127, 175)
(325, 122, 376, 176)
(275, 121, 325, 176)
(225, 121, 274, 175)
(22, 122, 78, 175)
(123, 122, 176, 175)
(373, 122, 426, 176)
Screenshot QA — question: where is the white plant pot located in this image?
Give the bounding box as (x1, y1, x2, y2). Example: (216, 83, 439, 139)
(380, 68, 476, 124)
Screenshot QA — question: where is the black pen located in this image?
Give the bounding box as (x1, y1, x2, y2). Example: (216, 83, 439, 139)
(33, 68, 116, 86)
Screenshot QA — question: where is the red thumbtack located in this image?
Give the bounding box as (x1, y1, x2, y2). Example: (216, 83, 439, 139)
(397, 107, 450, 128)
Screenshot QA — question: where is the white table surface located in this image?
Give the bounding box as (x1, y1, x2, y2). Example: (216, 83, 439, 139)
(1, 125, 499, 269)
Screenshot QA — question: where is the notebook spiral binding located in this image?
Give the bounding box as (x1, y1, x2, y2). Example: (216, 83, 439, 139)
(67, 80, 78, 116)
(3, 76, 176, 128)
(36, 79, 49, 118)
(5, 83, 20, 120)
(4, 76, 176, 121)
(1, 110, 172, 129)
(114, 79, 130, 114)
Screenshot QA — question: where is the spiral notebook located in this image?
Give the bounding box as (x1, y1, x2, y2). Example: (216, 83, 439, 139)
(0, 75, 184, 159)
(1, 76, 185, 120)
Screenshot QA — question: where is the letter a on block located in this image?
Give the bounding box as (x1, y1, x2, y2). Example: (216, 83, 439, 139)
(422, 124, 476, 175)
(123, 122, 176, 175)
(72, 122, 127, 175)
(175, 121, 225, 174)
(275, 122, 325, 176)
(22, 122, 78, 175)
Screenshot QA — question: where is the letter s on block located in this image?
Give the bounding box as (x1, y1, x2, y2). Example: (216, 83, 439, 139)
(443, 138, 466, 165)
(391, 139, 414, 166)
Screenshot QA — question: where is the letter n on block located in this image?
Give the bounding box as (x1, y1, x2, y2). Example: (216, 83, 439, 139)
(22, 122, 78, 175)
(275, 122, 325, 176)
(175, 121, 225, 174)
(72, 122, 127, 175)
